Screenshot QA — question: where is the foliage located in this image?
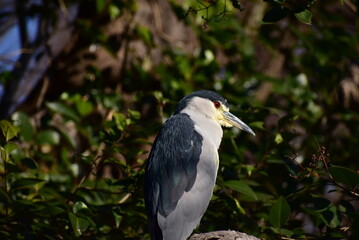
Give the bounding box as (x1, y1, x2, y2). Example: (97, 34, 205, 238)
(0, 0, 358, 239)
(185, 0, 320, 25)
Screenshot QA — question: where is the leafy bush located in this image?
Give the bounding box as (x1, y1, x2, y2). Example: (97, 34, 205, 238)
(0, 0, 358, 239)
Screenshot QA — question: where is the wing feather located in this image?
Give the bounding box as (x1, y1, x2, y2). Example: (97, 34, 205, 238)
(144, 113, 203, 240)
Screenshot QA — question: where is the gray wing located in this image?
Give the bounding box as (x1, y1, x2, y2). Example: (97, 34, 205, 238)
(145, 113, 203, 240)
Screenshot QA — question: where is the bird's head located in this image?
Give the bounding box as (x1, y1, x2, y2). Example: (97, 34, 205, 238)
(175, 90, 255, 136)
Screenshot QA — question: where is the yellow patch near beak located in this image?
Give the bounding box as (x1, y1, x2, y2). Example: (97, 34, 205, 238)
(214, 105, 233, 127)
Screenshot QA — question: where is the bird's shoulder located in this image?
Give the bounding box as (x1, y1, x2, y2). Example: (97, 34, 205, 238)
(151, 113, 202, 159)
(162, 113, 194, 133)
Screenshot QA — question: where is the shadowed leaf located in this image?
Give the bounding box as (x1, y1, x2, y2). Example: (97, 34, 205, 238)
(269, 196, 291, 228)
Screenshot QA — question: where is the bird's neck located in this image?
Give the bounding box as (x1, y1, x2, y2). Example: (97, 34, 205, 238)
(182, 110, 223, 149)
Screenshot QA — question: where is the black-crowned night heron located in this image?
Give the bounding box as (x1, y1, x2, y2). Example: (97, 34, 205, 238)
(145, 90, 255, 240)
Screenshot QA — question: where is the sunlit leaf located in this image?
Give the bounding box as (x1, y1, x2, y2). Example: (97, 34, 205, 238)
(113, 112, 127, 131)
(76, 101, 93, 117)
(229, 195, 246, 214)
(0, 120, 20, 141)
(73, 201, 88, 214)
(245, 165, 255, 176)
(109, 4, 121, 20)
(275, 133, 283, 144)
(4, 142, 18, 154)
(113, 210, 123, 228)
(295, 9, 313, 25)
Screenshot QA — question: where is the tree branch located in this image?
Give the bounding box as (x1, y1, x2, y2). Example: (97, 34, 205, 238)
(189, 230, 260, 240)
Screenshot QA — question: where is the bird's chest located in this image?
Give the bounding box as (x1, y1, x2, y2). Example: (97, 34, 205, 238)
(185, 114, 223, 180)
(194, 124, 222, 179)
(192, 117, 223, 150)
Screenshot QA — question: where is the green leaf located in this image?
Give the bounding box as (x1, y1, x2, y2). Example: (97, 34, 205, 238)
(295, 9, 312, 25)
(42, 205, 65, 215)
(136, 25, 153, 47)
(223, 180, 258, 201)
(20, 158, 38, 169)
(0, 120, 20, 141)
(69, 212, 90, 237)
(275, 133, 283, 144)
(46, 102, 80, 122)
(76, 101, 93, 117)
(249, 121, 265, 131)
(269, 196, 291, 228)
(73, 201, 88, 214)
(113, 112, 127, 131)
(12, 112, 34, 141)
(329, 166, 359, 188)
(4, 142, 18, 154)
(11, 178, 45, 189)
(109, 4, 121, 20)
(245, 165, 255, 176)
(0, 146, 8, 162)
(128, 109, 141, 120)
(96, 0, 106, 13)
(262, 6, 290, 23)
(271, 227, 294, 237)
(229, 195, 246, 214)
(320, 204, 341, 228)
(36, 130, 60, 145)
(113, 210, 123, 228)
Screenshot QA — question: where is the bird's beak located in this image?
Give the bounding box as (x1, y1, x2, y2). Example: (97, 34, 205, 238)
(223, 111, 255, 136)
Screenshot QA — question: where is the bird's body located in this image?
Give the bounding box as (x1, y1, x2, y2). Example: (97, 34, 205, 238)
(145, 90, 254, 240)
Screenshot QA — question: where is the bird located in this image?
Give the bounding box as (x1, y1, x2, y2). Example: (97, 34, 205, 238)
(144, 90, 255, 240)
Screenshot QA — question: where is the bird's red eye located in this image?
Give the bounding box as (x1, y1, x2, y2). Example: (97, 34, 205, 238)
(214, 101, 221, 109)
